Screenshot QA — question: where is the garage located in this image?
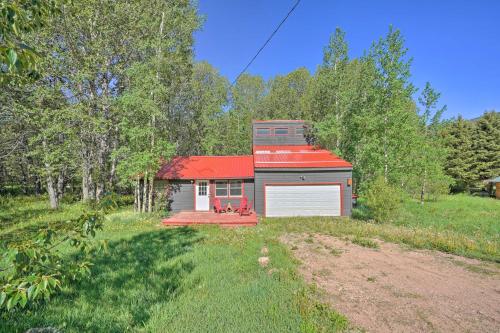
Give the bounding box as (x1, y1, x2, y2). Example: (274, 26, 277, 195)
(264, 183, 342, 217)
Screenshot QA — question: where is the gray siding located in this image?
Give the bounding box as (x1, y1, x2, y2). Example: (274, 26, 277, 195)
(155, 179, 255, 212)
(217, 180, 255, 210)
(254, 169, 352, 216)
(155, 180, 194, 212)
(253, 121, 308, 146)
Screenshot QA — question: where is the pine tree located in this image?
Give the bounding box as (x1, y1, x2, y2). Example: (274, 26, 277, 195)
(471, 111, 500, 181)
(442, 116, 476, 192)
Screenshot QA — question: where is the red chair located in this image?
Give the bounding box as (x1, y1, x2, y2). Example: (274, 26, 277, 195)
(213, 198, 227, 213)
(239, 200, 253, 216)
(233, 197, 248, 213)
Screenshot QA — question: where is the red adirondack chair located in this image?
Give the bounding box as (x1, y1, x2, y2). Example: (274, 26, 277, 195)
(213, 198, 226, 213)
(233, 196, 248, 213)
(239, 200, 253, 216)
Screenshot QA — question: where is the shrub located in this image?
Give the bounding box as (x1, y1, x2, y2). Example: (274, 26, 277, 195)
(365, 176, 402, 223)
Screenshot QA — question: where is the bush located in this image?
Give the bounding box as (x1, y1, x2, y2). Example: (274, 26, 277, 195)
(365, 176, 402, 223)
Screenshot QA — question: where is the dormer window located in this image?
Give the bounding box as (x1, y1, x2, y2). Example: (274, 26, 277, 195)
(256, 128, 271, 136)
(274, 128, 288, 136)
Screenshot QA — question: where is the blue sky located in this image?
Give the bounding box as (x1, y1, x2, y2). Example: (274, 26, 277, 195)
(193, 0, 499, 120)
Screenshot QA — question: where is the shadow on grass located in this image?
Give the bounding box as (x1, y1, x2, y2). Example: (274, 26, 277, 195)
(4, 227, 202, 333)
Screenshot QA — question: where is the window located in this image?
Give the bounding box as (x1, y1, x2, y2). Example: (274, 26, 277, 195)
(215, 181, 228, 197)
(295, 127, 304, 135)
(274, 128, 288, 135)
(256, 128, 271, 136)
(229, 180, 242, 196)
(198, 181, 207, 196)
(215, 180, 243, 197)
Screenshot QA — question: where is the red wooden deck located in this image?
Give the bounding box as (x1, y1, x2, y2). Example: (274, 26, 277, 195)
(162, 211, 258, 227)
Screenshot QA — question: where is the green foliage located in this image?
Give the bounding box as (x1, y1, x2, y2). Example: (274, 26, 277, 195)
(225, 74, 267, 154)
(471, 111, 500, 181)
(441, 116, 477, 191)
(0, 0, 62, 81)
(0, 210, 104, 311)
(365, 176, 403, 222)
(441, 111, 500, 192)
(261, 67, 311, 120)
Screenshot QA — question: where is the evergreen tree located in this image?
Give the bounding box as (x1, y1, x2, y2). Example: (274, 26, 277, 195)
(442, 116, 476, 192)
(471, 111, 500, 181)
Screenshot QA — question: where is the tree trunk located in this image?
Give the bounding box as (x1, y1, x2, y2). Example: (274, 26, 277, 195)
(34, 176, 42, 196)
(42, 138, 59, 209)
(420, 169, 427, 205)
(82, 160, 93, 201)
(108, 130, 118, 192)
(141, 173, 148, 213)
(148, 175, 154, 213)
(134, 178, 140, 212)
(95, 135, 109, 201)
(46, 174, 59, 209)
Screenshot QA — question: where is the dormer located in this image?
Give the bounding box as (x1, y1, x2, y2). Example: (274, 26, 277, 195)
(252, 120, 308, 146)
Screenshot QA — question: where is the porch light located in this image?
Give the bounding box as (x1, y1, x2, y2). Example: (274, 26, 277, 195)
(347, 178, 352, 186)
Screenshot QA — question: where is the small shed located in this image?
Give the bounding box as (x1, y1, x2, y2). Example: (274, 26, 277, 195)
(486, 176, 500, 199)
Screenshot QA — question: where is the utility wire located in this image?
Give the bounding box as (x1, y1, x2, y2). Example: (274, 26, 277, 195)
(231, 0, 302, 86)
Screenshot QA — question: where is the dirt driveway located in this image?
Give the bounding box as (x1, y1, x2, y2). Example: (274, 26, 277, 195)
(281, 234, 500, 333)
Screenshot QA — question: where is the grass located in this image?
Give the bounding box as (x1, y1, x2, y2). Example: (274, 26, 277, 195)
(351, 237, 379, 249)
(1, 193, 499, 332)
(396, 194, 500, 241)
(1, 197, 348, 333)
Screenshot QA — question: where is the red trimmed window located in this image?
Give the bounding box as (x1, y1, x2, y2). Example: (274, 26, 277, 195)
(215, 180, 243, 197)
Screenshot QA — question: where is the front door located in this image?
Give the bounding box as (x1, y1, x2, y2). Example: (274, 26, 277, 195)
(195, 180, 210, 211)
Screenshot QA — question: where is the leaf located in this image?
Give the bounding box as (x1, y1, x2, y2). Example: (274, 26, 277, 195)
(0, 292, 6, 307)
(33, 283, 42, 299)
(7, 49, 17, 67)
(27, 284, 36, 300)
(19, 291, 27, 308)
(48, 277, 58, 288)
(6, 297, 14, 311)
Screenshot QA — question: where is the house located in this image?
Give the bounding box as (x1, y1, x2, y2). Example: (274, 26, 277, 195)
(155, 120, 353, 217)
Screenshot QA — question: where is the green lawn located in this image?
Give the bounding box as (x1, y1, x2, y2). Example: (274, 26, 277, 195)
(1, 194, 499, 332)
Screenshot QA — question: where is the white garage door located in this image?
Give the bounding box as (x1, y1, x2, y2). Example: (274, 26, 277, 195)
(265, 184, 341, 217)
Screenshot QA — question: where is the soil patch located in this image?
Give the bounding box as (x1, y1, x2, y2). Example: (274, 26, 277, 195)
(282, 233, 500, 333)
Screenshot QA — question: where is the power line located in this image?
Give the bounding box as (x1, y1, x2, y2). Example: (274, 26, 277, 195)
(231, 0, 302, 86)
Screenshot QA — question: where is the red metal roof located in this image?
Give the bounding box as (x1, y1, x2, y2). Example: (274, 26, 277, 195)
(253, 145, 352, 169)
(156, 155, 254, 180)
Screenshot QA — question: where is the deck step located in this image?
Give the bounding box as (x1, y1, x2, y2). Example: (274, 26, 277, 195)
(162, 220, 258, 227)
